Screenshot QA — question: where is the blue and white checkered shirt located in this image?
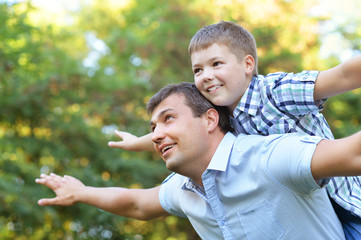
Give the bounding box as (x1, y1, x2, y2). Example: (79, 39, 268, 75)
(231, 71, 361, 217)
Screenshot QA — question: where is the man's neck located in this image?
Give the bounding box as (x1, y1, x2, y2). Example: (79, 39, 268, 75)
(188, 131, 226, 187)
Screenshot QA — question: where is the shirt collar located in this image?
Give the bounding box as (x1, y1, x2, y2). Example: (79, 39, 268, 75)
(206, 132, 236, 172)
(233, 75, 260, 117)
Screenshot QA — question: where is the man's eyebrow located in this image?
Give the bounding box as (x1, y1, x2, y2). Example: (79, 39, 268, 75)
(149, 108, 174, 127)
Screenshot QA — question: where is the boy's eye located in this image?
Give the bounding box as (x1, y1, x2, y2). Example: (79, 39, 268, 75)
(193, 68, 201, 74)
(213, 61, 222, 67)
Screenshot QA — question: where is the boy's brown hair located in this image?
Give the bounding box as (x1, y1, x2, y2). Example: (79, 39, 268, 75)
(188, 21, 258, 76)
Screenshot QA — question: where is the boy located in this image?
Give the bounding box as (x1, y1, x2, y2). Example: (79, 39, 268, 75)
(108, 21, 361, 238)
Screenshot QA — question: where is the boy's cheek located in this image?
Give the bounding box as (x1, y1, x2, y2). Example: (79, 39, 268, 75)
(194, 79, 203, 90)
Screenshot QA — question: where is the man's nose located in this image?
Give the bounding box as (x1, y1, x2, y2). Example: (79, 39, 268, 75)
(151, 126, 165, 144)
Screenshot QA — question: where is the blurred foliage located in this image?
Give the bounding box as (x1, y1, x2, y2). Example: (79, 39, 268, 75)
(321, 8, 361, 138)
(0, 0, 360, 239)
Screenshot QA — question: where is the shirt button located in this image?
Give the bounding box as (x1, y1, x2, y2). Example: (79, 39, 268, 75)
(220, 220, 226, 226)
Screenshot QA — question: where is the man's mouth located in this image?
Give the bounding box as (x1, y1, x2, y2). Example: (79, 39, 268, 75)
(161, 144, 175, 155)
(207, 85, 222, 92)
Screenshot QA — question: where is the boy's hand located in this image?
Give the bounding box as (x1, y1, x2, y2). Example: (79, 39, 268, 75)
(108, 131, 155, 152)
(36, 173, 85, 206)
(108, 130, 140, 151)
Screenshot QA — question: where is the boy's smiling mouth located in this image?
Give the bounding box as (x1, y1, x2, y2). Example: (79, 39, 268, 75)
(207, 84, 223, 92)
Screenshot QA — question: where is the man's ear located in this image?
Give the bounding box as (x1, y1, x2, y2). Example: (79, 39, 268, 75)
(245, 55, 255, 75)
(205, 108, 219, 133)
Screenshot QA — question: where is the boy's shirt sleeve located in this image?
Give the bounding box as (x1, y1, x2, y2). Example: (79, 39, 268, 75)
(261, 70, 326, 116)
(234, 71, 334, 138)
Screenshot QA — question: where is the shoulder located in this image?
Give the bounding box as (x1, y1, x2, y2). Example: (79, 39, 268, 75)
(162, 172, 185, 186)
(234, 133, 321, 162)
(265, 134, 322, 193)
(232, 134, 287, 159)
(260, 71, 320, 84)
(159, 173, 188, 218)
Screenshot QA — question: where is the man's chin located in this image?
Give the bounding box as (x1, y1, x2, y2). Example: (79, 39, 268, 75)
(166, 160, 178, 172)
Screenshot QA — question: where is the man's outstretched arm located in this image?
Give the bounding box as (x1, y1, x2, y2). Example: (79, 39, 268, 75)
(36, 173, 168, 220)
(311, 131, 361, 180)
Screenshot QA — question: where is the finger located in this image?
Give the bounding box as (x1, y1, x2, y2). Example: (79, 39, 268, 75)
(63, 175, 73, 180)
(108, 141, 124, 148)
(36, 175, 53, 185)
(38, 173, 51, 180)
(114, 130, 125, 138)
(50, 172, 62, 179)
(36, 174, 46, 183)
(36, 174, 62, 188)
(35, 178, 45, 184)
(114, 130, 135, 139)
(36, 178, 56, 188)
(38, 197, 60, 206)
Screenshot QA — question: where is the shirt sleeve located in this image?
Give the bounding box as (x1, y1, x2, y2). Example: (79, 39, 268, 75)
(266, 134, 325, 195)
(262, 71, 326, 117)
(159, 173, 188, 218)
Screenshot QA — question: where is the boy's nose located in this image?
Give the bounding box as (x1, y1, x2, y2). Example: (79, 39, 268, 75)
(203, 68, 214, 81)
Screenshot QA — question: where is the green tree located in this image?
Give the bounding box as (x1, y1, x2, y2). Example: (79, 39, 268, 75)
(0, 2, 167, 239)
(320, 7, 361, 138)
(1, 0, 360, 239)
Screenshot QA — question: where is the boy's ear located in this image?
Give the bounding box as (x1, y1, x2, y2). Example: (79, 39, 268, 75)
(245, 55, 255, 75)
(205, 108, 219, 133)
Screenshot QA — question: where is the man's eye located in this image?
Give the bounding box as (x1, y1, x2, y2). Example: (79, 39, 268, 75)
(165, 115, 173, 121)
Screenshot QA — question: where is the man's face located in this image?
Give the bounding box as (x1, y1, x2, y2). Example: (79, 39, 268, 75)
(191, 43, 251, 111)
(150, 94, 210, 174)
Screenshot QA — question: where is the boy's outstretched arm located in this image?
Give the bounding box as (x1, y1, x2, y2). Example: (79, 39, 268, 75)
(314, 55, 361, 100)
(36, 173, 168, 220)
(108, 131, 154, 152)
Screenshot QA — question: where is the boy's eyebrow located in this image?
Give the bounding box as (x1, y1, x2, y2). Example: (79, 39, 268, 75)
(192, 56, 223, 68)
(149, 108, 174, 127)
(208, 56, 224, 62)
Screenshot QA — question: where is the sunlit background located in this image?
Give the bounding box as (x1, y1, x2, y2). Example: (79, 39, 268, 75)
(0, 0, 360, 239)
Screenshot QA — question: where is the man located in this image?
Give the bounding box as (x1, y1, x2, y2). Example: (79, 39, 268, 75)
(37, 82, 361, 239)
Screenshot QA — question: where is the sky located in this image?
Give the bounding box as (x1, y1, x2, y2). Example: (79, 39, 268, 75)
(311, 0, 360, 61)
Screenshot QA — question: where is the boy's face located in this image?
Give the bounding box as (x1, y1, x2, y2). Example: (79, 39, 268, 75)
(191, 43, 253, 112)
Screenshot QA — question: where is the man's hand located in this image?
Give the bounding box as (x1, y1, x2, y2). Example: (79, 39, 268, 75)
(108, 131, 154, 152)
(36, 173, 85, 206)
(36, 173, 168, 220)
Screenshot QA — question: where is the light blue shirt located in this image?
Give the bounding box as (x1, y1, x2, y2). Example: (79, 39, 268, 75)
(232, 71, 360, 217)
(159, 132, 344, 240)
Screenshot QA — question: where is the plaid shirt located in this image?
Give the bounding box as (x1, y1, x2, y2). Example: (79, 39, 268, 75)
(231, 71, 361, 217)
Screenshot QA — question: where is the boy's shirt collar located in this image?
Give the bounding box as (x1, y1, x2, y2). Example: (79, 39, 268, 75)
(233, 75, 260, 117)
